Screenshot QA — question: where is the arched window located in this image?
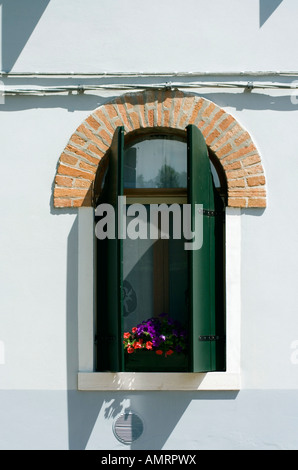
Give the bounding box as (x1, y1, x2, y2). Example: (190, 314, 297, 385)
(95, 125, 226, 373)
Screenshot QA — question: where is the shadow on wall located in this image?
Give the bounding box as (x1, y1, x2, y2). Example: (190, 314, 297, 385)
(260, 0, 284, 28)
(1, 0, 51, 71)
(65, 216, 238, 451)
(1, 88, 298, 114)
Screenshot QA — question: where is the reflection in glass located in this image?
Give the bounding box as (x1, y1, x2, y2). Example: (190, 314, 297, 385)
(123, 205, 188, 333)
(124, 136, 220, 189)
(124, 137, 187, 189)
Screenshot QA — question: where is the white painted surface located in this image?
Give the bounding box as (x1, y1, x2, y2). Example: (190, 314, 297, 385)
(6, 0, 297, 73)
(1, 0, 298, 449)
(0, 341, 5, 365)
(78, 208, 95, 372)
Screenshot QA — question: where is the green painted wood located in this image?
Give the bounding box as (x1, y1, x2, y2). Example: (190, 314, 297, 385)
(187, 125, 225, 372)
(96, 126, 124, 372)
(125, 350, 188, 372)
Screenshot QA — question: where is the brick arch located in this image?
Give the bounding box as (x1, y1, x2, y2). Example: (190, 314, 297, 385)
(53, 89, 266, 208)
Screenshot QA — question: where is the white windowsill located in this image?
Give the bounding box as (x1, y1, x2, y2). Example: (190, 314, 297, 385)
(77, 207, 241, 392)
(78, 371, 240, 391)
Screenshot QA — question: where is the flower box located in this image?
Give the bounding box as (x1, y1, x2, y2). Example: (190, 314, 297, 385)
(124, 349, 188, 372)
(123, 314, 188, 372)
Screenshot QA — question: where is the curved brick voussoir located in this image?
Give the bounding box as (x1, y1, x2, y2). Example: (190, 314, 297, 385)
(53, 89, 266, 209)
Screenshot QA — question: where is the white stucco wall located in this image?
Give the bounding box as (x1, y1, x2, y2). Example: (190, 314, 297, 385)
(3, 0, 297, 73)
(0, 0, 298, 450)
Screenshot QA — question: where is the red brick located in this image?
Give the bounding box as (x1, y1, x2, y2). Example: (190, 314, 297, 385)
(54, 187, 90, 198)
(77, 124, 107, 149)
(58, 164, 95, 180)
(64, 144, 92, 161)
(55, 175, 73, 187)
(245, 164, 264, 175)
(103, 103, 119, 120)
(70, 134, 86, 147)
(227, 178, 246, 188)
(79, 161, 97, 173)
(242, 154, 261, 167)
(54, 198, 72, 208)
(147, 108, 154, 127)
(222, 143, 257, 163)
(247, 175, 266, 187)
(72, 193, 92, 207)
(201, 102, 216, 119)
(234, 131, 250, 146)
(228, 197, 247, 207)
(73, 178, 91, 188)
(136, 93, 146, 127)
(188, 98, 204, 124)
(156, 90, 164, 126)
(86, 115, 100, 131)
(228, 188, 266, 198)
(201, 109, 225, 137)
(219, 115, 235, 131)
(128, 110, 141, 130)
(94, 109, 114, 135)
(223, 161, 242, 171)
(60, 153, 79, 166)
(98, 128, 112, 144)
(172, 97, 184, 126)
(205, 129, 220, 146)
(87, 143, 105, 158)
(216, 143, 233, 158)
(247, 198, 266, 208)
(211, 123, 241, 151)
(163, 109, 170, 127)
(114, 97, 132, 130)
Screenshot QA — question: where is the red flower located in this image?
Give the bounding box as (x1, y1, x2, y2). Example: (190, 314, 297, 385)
(146, 341, 153, 350)
(134, 341, 143, 349)
(132, 327, 137, 333)
(123, 332, 130, 339)
(156, 350, 163, 355)
(127, 347, 134, 354)
(165, 350, 174, 357)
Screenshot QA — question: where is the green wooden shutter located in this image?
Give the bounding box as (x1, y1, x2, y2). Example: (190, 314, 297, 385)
(187, 124, 225, 372)
(96, 126, 124, 372)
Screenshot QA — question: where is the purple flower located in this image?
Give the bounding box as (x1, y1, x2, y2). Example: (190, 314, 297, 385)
(125, 314, 188, 355)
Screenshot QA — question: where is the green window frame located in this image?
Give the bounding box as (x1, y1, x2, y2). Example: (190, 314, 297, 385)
(95, 125, 226, 373)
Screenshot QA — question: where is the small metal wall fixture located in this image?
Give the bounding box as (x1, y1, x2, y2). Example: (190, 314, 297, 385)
(113, 412, 144, 444)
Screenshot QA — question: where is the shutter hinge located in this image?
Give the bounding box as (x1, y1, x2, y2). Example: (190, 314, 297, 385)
(198, 208, 224, 217)
(199, 335, 225, 342)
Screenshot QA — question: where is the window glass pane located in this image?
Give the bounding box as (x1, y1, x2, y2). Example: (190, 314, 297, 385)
(124, 136, 221, 189)
(168, 236, 188, 322)
(123, 205, 188, 333)
(123, 206, 155, 331)
(124, 137, 187, 188)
